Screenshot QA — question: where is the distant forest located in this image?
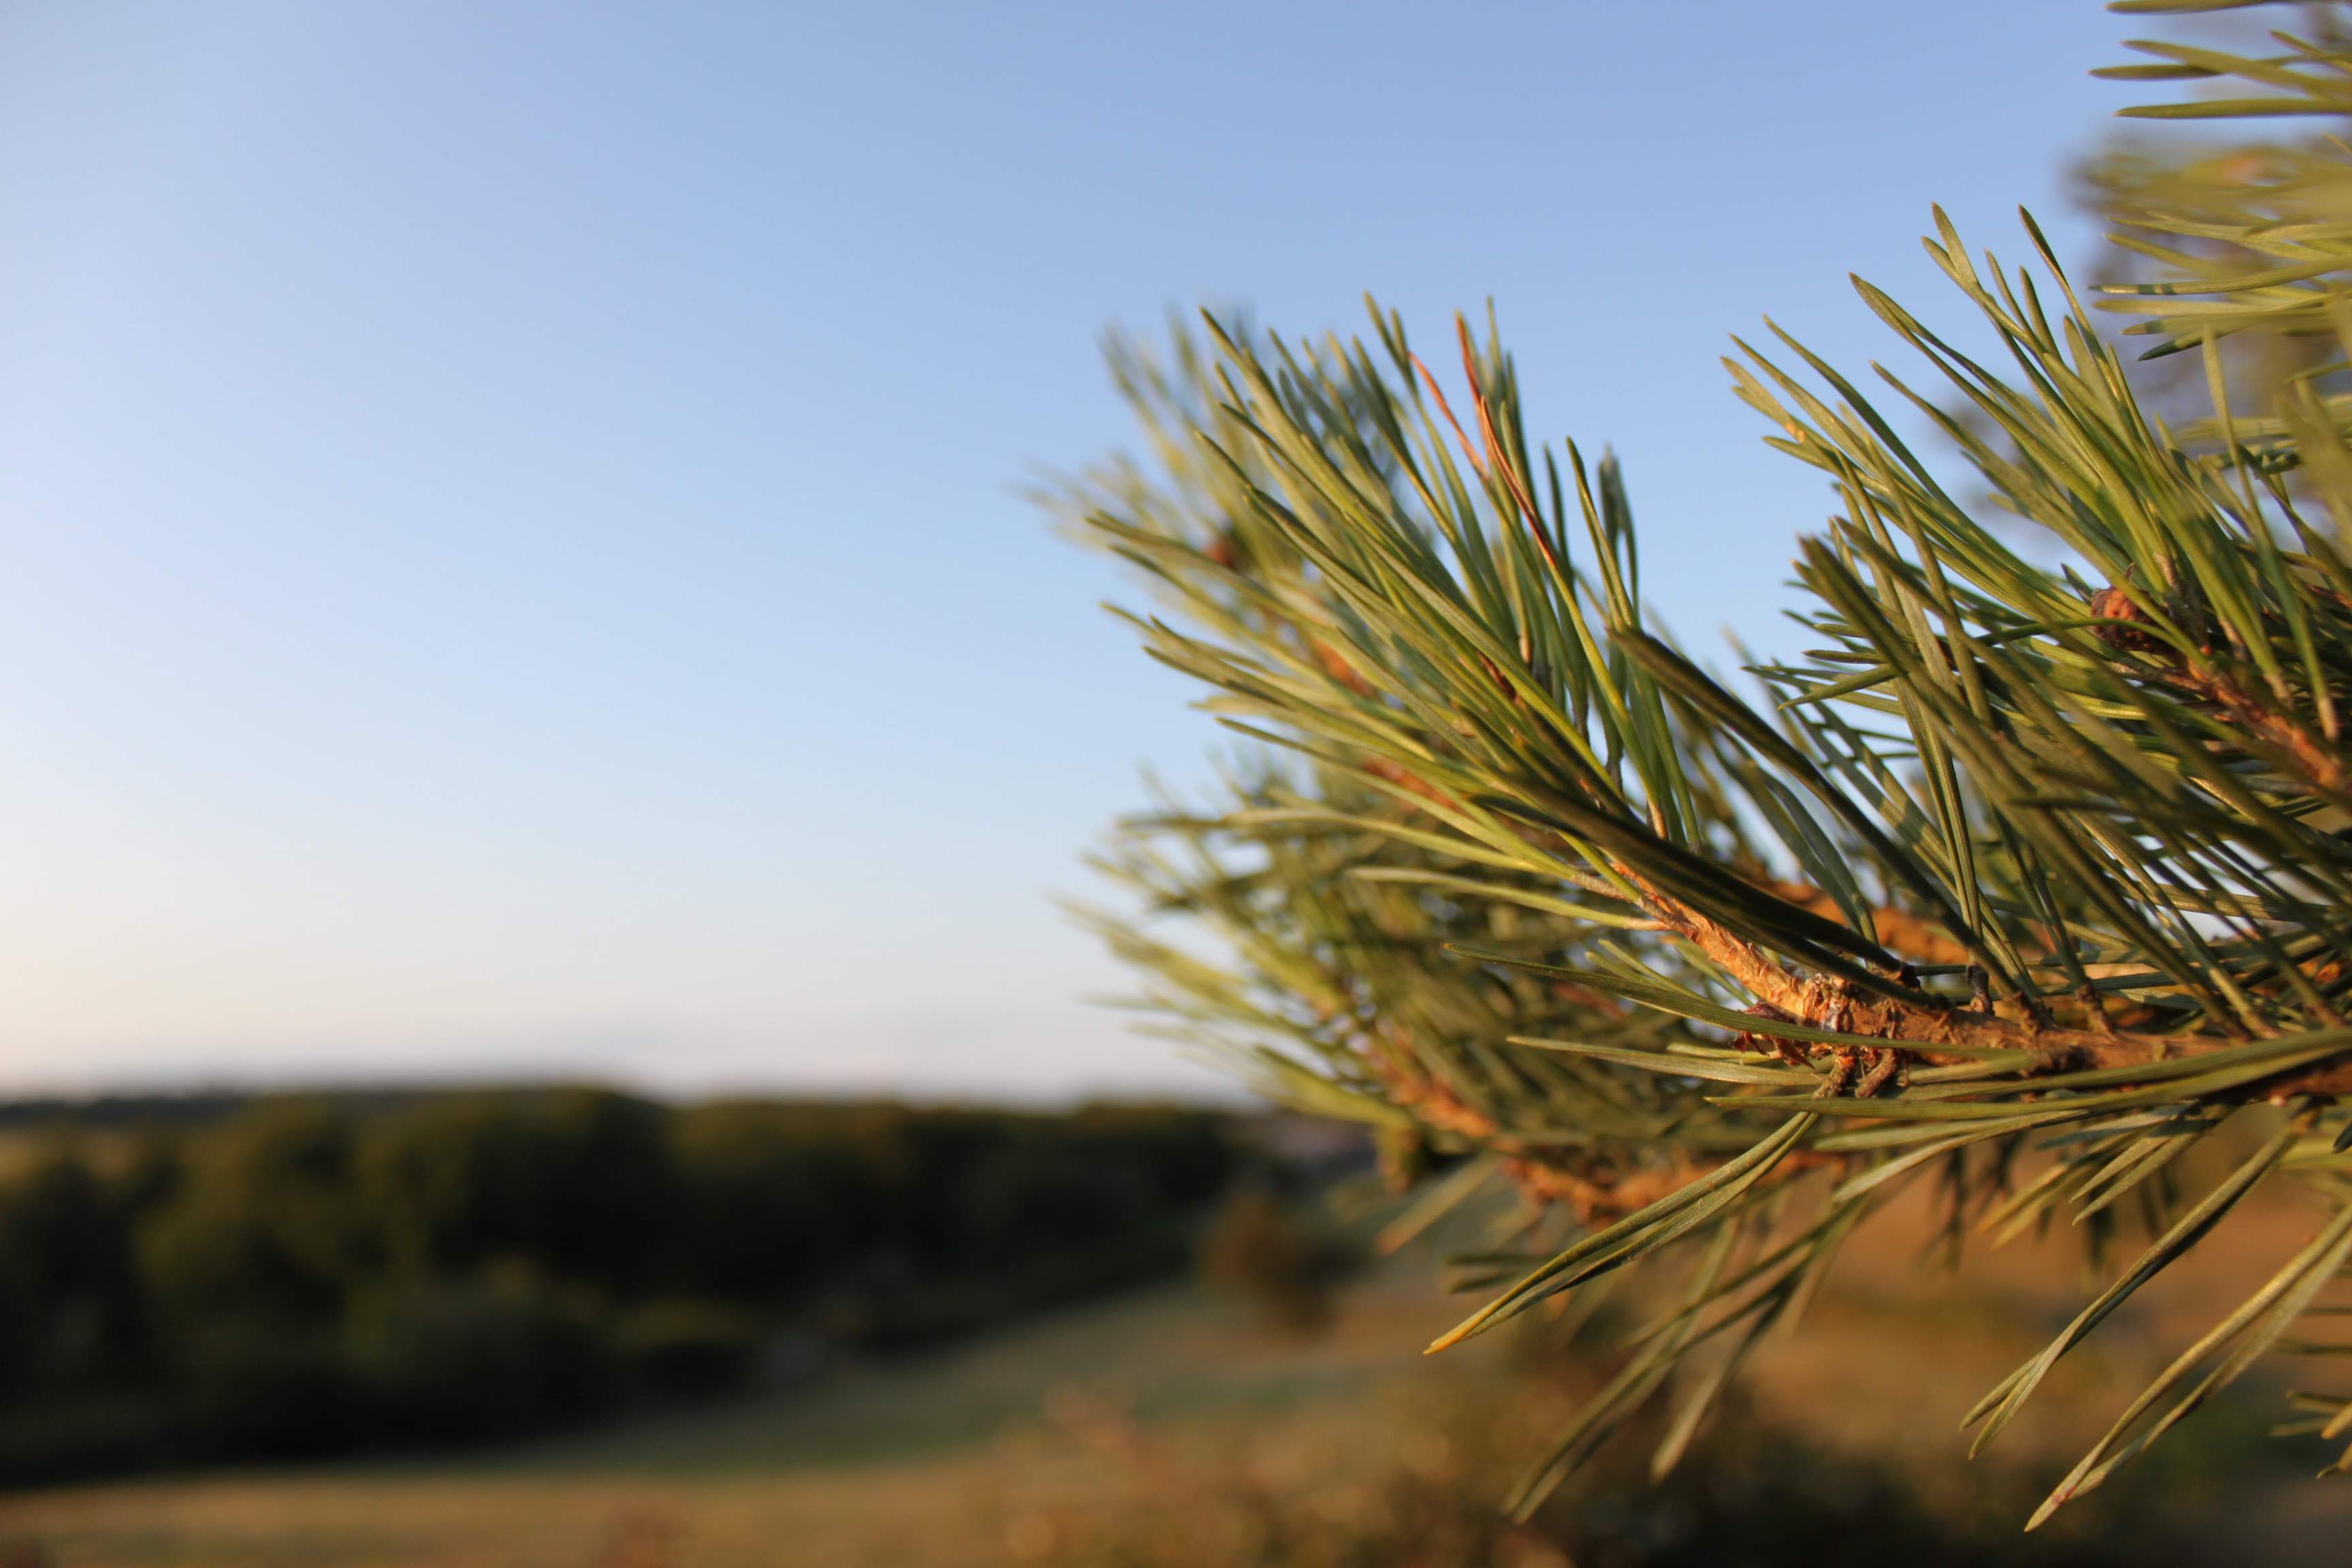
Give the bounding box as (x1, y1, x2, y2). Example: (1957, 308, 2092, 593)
(0, 1090, 1253, 1484)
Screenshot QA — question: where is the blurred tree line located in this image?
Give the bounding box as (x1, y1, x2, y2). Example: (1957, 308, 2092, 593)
(0, 1090, 1236, 1484)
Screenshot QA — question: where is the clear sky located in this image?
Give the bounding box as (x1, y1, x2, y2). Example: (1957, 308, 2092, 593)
(0, 1, 2148, 1101)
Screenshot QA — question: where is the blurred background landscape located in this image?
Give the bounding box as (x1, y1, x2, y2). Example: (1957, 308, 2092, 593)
(0, 1088, 2345, 1565)
(3, 1, 2346, 1563)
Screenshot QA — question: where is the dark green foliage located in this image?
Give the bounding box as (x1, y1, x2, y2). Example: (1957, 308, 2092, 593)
(0, 1091, 1238, 1484)
(359, 1091, 681, 1288)
(174, 1318, 363, 1460)
(0, 1152, 154, 1401)
(667, 1101, 911, 1301)
(139, 1102, 366, 1330)
(609, 1297, 763, 1401)
(345, 1266, 613, 1443)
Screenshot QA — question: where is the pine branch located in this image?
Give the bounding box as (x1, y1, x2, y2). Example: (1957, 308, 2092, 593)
(1053, 1, 2352, 1527)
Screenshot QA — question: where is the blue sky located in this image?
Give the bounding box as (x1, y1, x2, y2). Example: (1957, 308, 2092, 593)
(0, 1, 2148, 1100)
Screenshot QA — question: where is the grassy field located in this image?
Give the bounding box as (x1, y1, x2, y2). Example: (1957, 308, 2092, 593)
(0, 1269, 1454, 1568)
(0, 1179, 2347, 1567)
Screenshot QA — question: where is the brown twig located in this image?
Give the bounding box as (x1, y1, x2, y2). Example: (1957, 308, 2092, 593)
(1408, 330, 1567, 581)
